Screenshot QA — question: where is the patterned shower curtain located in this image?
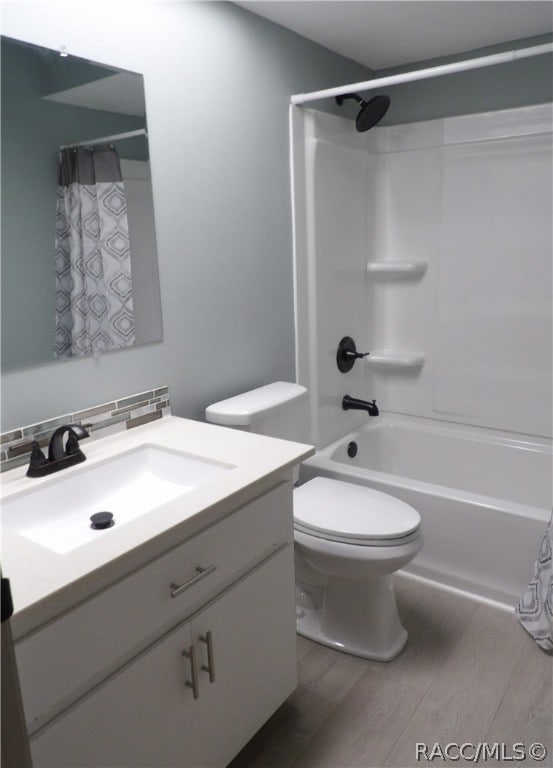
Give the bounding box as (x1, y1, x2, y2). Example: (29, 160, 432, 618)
(55, 145, 135, 358)
(516, 513, 553, 652)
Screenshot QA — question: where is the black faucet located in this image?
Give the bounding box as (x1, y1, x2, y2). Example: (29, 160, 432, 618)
(342, 395, 379, 417)
(27, 424, 90, 478)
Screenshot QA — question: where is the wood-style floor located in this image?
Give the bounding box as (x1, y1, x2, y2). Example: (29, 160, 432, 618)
(230, 575, 552, 768)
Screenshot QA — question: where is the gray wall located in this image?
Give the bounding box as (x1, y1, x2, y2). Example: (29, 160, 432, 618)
(1, 2, 551, 432)
(376, 34, 553, 125)
(1, 1, 371, 430)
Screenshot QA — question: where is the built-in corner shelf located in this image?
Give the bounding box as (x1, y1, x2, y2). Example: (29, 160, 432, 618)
(367, 260, 428, 278)
(367, 350, 425, 368)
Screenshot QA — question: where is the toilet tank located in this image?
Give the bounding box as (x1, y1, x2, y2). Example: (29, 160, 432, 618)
(205, 382, 309, 443)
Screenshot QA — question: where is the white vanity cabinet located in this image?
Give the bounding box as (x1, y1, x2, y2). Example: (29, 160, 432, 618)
(15, 480, 298, 768)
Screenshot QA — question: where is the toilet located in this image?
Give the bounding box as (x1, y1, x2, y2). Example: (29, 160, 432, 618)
(206, 382, 422, 661)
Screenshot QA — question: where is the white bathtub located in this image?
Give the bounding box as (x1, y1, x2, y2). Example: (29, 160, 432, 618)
(300, 414, 552, 609)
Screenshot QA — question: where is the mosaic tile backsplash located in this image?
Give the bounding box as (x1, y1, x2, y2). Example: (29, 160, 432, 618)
(0, 386, 171, 473)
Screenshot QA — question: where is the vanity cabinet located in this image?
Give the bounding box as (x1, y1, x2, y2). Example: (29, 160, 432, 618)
(15, 481, 297, 768)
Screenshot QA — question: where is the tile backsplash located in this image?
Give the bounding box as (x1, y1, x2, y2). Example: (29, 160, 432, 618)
(1, 386, 171, 473)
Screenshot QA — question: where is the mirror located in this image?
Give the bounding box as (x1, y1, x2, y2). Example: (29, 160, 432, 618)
(1, 36, 163, 370)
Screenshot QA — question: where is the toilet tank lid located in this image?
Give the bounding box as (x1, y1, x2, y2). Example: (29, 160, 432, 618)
(206, 382, 307, 426)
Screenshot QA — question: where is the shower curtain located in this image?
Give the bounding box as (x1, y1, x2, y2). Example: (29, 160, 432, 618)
(516, 513, 553, 652)
(55, 145, 135, 358)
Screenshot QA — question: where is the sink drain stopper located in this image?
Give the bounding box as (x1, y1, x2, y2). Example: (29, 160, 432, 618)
(90, 511, 114, 530)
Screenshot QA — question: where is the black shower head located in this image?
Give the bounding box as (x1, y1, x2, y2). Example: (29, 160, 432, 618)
(335, 92, 390, 132)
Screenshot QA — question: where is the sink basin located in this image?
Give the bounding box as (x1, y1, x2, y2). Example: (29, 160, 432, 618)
(2, 445, 233, 554)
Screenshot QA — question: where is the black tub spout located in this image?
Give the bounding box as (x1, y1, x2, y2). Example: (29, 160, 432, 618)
(342, 395, 379, 417)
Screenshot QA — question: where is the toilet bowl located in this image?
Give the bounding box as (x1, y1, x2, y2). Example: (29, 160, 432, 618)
(293, 476, 422, 660)
(206, 382, 422, 661)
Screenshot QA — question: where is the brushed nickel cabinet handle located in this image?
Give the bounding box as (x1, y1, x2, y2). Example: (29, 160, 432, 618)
(182, 644, 200, 699)
(170, 564, 217, 598)
(200, 631, 216, 683)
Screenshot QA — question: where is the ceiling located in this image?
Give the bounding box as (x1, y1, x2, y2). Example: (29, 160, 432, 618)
(234, 1, 553, 70)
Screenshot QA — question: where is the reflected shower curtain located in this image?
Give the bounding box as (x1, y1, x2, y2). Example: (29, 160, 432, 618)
(516, 513, 553, 652)
(55, 145, 135, 357)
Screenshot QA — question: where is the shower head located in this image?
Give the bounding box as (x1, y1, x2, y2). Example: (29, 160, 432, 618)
(335, 93, 390, 132)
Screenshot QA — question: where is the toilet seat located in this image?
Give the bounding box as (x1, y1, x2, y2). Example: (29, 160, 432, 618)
(293, 477, 421, 547)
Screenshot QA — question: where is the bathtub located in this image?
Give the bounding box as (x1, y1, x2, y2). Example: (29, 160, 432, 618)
(300, 414, 552, 609)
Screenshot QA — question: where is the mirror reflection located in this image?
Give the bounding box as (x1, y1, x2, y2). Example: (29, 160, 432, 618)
(1, 36, 162, 370)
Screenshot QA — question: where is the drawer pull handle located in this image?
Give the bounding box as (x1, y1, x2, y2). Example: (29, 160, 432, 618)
(170, 564, 217, 598)
(182, 645, 200, 699)
(200, 631, 216, 683)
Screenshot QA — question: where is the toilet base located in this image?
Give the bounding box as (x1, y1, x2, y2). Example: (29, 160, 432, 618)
(295, 574, 408, 661)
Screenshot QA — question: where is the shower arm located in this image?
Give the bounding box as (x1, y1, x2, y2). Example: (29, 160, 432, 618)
(335, 93, 364, 106)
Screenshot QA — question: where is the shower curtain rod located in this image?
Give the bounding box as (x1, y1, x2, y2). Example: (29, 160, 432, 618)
(290, 42, 553, 106)
(60, 128, 147, 150)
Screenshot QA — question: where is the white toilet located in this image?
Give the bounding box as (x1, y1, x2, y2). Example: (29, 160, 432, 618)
(206, 382, 422, 661)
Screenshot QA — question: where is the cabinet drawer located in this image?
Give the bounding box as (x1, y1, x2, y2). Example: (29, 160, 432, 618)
(16, 480, 293, 731)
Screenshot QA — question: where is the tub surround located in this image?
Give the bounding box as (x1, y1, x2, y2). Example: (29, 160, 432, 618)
(2, 415, 314, 640)
(292, 103, 553, 446)
(0, 386, 171, 474)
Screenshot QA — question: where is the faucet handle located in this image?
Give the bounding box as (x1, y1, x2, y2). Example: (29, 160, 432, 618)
(65, 425, 90, 456)
(26, 441, 47, 476)
(337, 337, 370, 373)
(65, 433, 82, 456)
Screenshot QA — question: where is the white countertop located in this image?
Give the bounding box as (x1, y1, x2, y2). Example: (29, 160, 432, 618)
(1, 416, 314, 639)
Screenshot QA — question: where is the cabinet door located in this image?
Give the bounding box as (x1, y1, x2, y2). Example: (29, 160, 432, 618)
(193, 545, 297, 767)
(30, 621, 201, 768)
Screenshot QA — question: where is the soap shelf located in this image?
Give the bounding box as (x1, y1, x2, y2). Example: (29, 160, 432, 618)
(366, 350, 425, 368)
(367, 260, 428, 278)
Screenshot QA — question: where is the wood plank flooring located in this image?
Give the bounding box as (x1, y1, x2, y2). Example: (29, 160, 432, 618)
(230, 575, 552, 768)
